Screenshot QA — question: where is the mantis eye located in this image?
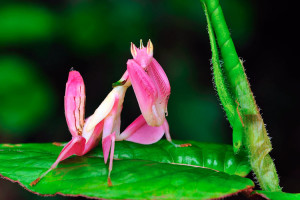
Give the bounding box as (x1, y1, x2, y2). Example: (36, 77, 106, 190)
(147, 39, 153, 56)
(130, 42, 137, 58)
(140, 39, 144, 49)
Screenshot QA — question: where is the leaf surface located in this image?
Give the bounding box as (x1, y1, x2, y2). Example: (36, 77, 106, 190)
(89, 140, 251, 176)
(0, 140, 253, 199)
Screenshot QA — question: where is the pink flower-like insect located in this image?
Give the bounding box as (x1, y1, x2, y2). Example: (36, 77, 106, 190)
(30, 69, 178, 186)
(30, 70, 128, 186)
(30, 40, 190, 187)
(83, 69, 187, 186)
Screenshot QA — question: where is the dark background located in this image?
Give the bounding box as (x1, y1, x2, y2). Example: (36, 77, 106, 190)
(0, 0, 299, 199)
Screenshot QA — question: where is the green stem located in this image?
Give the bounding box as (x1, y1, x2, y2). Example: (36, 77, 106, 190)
(205, 1, 256, 114)
(200, 0, 281, 191)
(202, 3, 243, 153)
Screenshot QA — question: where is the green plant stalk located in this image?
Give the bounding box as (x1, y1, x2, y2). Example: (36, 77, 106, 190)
(202, 3, 243, 153)
(200, 0, 281, 191)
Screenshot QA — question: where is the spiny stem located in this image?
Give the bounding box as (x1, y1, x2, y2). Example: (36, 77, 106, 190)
(202, 2, 243, 153)
(204, 0, 257, 114)
(200, 0, 281, 191)
(202, 3, 236, 124)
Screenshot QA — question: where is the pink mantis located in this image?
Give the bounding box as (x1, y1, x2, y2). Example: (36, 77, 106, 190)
(30, 40, 190, 187)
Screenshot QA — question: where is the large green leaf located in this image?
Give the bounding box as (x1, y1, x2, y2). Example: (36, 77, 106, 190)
(255, 191, 300, 200)
(0, 140, 253, 199)
(89, 140, 251, 176)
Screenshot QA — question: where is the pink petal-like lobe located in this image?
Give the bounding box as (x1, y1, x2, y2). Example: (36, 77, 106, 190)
(57, 136, 86, 159)
(127, 59, 162, 126)
(82, 119, 104, 155)
(121, 115, 165, 144)
(64, 70, 86, 136)
(148, 58, 171, 116)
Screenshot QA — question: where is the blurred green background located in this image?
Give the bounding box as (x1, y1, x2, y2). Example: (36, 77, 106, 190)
(0, 0, 299, 199)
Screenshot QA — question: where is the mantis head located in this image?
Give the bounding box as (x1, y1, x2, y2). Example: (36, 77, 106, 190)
(130, 39, 153, 69)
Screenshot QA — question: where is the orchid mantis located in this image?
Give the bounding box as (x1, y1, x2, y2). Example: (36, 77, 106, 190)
(88, 40, 190, 184)
(30, 40, 190, 187)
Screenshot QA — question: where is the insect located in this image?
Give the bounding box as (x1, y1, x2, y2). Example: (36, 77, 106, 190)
(86, 40, 191, 185)
(30, 40, 190, 187)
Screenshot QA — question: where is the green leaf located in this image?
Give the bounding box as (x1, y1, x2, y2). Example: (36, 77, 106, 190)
(0, 140, 253, 199)
(89, 140, 251, 177)
(255, 191, 300, 200)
